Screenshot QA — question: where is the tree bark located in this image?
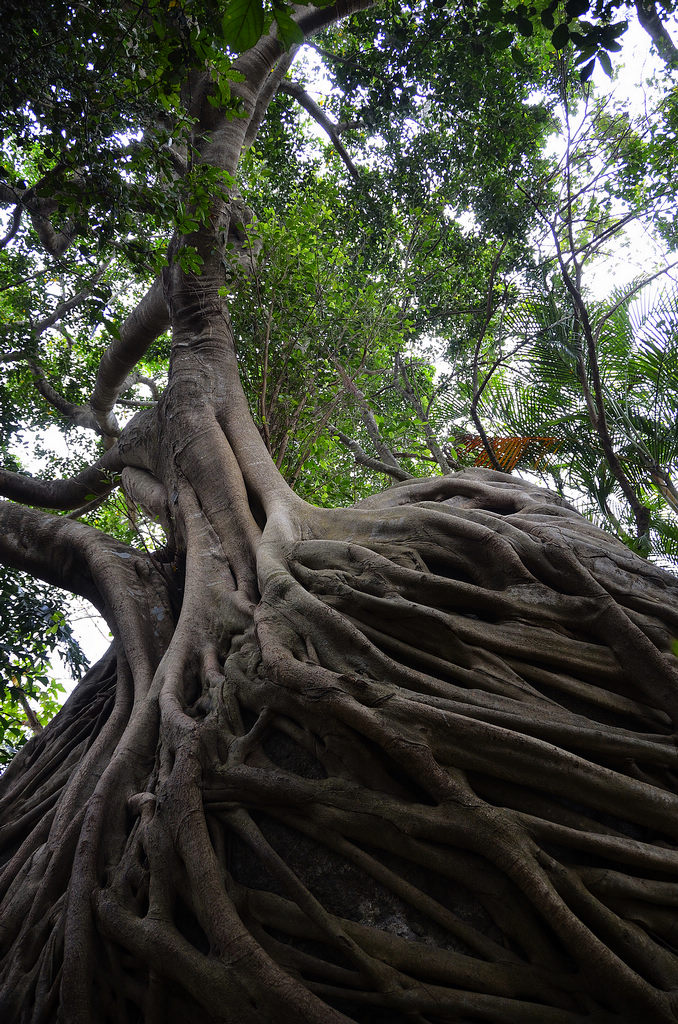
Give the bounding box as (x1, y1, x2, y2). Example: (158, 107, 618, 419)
(3, 9, 678, 1024)
(3, 396, 678, 1021)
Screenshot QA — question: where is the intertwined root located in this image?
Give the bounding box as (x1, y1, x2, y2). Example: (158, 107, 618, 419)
(218, 471, 678, 1022)
(2, 470, 678, 1023)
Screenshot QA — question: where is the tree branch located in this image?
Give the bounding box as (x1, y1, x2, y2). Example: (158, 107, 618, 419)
(25, 357, 104, 432)
(332, 358, 403, 471)
(635, 0, 678, 66)
(394, 353, 452, 475)
(469, 245, 508, 473)
(0, 446, 122, 510)
(0, 180, 79, 257)
(88, 277, 169, 435)
(0, 204, 22, 249)
(0, 501, 105, 609)
(330, 428, 414, 481)
(278, 81, 359, 180)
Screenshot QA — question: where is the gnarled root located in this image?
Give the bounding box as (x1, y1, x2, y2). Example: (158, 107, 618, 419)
(2, 470, 678, 1023)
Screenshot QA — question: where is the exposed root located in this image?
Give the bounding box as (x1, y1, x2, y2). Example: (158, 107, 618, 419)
(2, 469, 678, 1022)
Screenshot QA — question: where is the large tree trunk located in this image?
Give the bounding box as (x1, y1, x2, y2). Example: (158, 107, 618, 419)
(3, 14, 678, 1024)
(2, 407, 678, 1022)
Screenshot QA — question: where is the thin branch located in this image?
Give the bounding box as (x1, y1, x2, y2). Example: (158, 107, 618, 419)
(394, 353, 452, 474)
(278, 81, 359, 180)
(16, 691, 43, 734)
(330, 428, 414, 481)
(32, 264, 109, 335)
(25, 358, 102, 433)
(469, 244, 508, 473)
(0, 350, 24, 365)
(332, 357, 403, 470)
(0, 205, 22, 249)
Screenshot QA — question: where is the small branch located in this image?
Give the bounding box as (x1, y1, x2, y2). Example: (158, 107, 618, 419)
(260, 301, 274, 453)
(393, 451, 438, 462)
(120, 370, 161, 402)
(332, 358, 403, 471)
(559, 245, 651, 542)
(17, 691, 43, 734)
(469, 245, 508, 473)
(331, 428, 414, 481)
(518, 179, 651, 541)
(288, 392, 345, 487)
(6, 266, 112, 433)
(278, 81, 359, 180)
(66, 494, 110, 520)
(32, 264, 109, 335)
(394, 353, 452, 474)
(0, 205, 22, 249)
(26, 357, 103, 433)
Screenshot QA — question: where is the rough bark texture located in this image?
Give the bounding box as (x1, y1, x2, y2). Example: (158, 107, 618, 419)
(3, 445, 678, 1022)
(2, 9, 678, 1023)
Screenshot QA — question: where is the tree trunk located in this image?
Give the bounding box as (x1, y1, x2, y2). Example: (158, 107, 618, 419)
(3, 397, 678, 1022)
(3, 15, 678, 1024)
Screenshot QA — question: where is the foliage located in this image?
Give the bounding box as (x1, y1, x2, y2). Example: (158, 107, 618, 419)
(0, 568, 87, 765)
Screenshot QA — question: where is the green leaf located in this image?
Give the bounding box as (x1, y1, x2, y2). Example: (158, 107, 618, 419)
(492, 29, 514, 50)
(221, 0, 265, 52)
(551, 23, 570, 49)
(597, 50, 613, 77)
(273, 7, 304, 48)
(565, 0, 589, 18)
(579, 57, 595, 82)
(574, 46, 596, 65)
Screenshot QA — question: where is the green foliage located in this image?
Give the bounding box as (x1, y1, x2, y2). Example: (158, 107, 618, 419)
(0, 568, 88, 765)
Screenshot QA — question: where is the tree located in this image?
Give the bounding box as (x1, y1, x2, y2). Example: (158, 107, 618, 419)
(448, 76, 678, 562)
(2, 2, 678, 1022)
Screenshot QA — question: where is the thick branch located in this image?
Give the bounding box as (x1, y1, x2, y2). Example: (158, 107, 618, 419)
(0, 446, 122, 510)
(0, 502, 105, 608)
(89, 278, 169, 435)
(0, 181, 78, 257)
(635, 1, 678, 65)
